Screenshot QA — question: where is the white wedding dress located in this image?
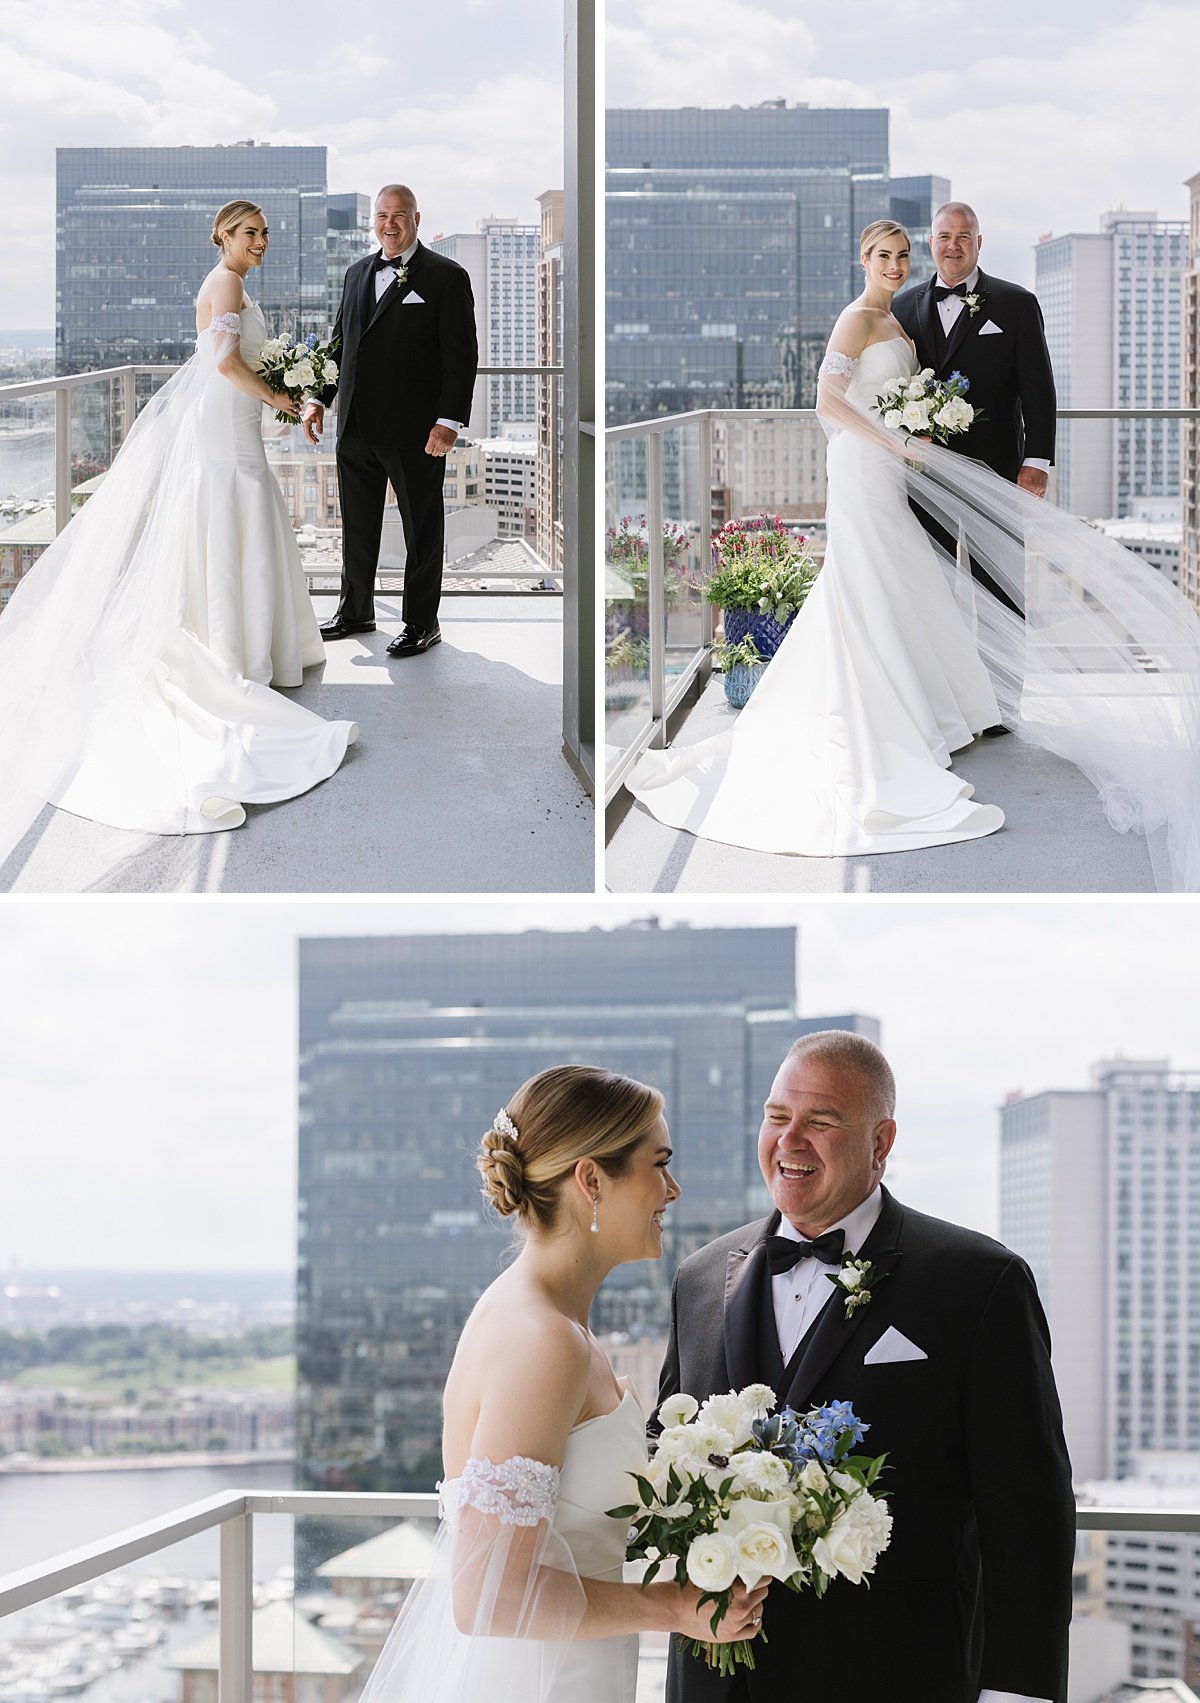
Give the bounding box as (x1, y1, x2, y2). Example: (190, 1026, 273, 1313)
(0, 298, 357, 864)
(358, 1388, 646, 1703)
(627, 338, 1005, 855)
(627, 336, 1200, 888)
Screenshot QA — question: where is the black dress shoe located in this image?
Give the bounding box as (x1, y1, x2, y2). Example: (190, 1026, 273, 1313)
(981, 724, 1010, 738)
(320, 618, 376, 640)
(387, 623, 442, 657)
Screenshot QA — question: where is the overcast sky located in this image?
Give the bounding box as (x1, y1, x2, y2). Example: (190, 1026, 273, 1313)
(1, 0, 563, 328)
(2, 897, 1195, 1273)
(608, 0, 1200, 287)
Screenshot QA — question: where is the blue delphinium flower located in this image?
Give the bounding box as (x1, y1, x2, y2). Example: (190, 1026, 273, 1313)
(949, 370, 970, 392)
(818, 1400, 869, 1447)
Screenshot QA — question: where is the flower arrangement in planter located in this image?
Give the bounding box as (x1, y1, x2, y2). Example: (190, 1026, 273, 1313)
(606, 514, 692, 640)
(704, 515, 819, 663)
(710, 632, 767, 709)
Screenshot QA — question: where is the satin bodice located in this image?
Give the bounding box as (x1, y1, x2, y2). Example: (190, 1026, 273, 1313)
(845, 336, 917, 408)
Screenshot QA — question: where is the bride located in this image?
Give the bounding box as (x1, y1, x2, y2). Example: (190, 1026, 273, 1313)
(627, 221, 1200, 890)
(358, 1065, 767, 1703)
(0, 199, 357, 870)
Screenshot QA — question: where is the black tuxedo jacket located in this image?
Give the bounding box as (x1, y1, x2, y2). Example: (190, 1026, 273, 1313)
(657, 1187, 1075, 1703)
(320, 242, 478, 451)
(893, 269, 1057, 482)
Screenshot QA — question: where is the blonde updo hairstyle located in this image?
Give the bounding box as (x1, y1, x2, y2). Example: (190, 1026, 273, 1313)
(478, 1065, 664, 1233)
(859, 219, 910, 271)
(212, 200, 265, 251)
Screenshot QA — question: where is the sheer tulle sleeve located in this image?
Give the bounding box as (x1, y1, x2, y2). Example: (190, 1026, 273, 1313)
(355, 1455, 588, 1703)
(816, 350, 906, 452)
(206, 310, 244, 368)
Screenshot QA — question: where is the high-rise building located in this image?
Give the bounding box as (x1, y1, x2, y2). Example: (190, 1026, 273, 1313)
(325, 192, 374, 330)
(1182, 171, 1200, 611)
(56, 144, 329, 374)
(1001, 1058, 1200, 1683)
(430, 217, 540, 438)
(296, 922, 878, 1489)
(1035, 211, 1187, 520)
(604, 101, 947, 426)
(536, 189, 564, 572)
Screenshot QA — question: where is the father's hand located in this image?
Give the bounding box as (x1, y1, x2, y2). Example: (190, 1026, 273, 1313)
(1016, 466, 1048, 500)
(425, 424, 458, 457)
(302, 402, 324, 447)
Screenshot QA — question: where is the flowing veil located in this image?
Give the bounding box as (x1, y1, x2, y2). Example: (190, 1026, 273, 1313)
(818, 364, 1200, 891)
(0, 318, 354, 870)
(356, 1457, 588, 1703)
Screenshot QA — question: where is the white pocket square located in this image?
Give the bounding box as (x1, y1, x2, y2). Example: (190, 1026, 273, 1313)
(863, 1326, 928, 1366)
(978, 319, 1003, 336)
(403, 291, 425, 304)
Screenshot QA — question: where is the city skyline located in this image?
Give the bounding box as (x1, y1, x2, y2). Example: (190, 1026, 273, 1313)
(607, 0, 1200, 290)
(1, 0, 563, 328)
(5, 899, 1200, 1272)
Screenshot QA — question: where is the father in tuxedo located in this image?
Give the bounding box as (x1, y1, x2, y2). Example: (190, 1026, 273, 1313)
(893, 200, 1057, 625)
(657, 1030, 1075, 1703)
(304, 184, 478, 657)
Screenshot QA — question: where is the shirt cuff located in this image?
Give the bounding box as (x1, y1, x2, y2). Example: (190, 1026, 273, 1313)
(979, 1691, 1053, 1702)
(435, 418, 462, 433)
(1020, 458, 1051, 474)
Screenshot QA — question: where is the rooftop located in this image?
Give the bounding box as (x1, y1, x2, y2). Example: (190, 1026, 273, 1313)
(2, 593, 592, 894)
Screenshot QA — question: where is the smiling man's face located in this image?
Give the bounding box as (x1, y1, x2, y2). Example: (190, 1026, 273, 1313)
(757, 1053, 895, 1236)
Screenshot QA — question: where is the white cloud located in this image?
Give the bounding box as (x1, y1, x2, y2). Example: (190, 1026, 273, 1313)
(607, 0, 817, 107)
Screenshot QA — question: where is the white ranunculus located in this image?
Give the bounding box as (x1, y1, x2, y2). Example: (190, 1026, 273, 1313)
(919, 367, 935, 381)
(654, 1424, 696, 1463)
(901, 400, 930, 431)
(736, 1383, 776, 1419)
(883, 409, 902, 429)
(658, 1393, 699, 1428)
(699, 1392, 755, 1446)
(812, 1491, 893, 1584)
(686, 1532, 738, 1592)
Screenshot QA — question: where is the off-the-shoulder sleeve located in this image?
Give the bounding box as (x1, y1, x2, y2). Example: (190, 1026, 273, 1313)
(205, 311, 243, 366)
(818, 351, 858, 380)
(455, 1456, 560, 1526)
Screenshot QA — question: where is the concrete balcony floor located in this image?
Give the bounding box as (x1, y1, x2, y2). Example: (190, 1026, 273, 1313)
(3, 595, 593, 894)
(606, 676, 1156, 895)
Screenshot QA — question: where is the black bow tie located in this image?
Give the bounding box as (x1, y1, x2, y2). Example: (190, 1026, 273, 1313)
(376, 252, 408, 273)
(764, 1228, 846, 1275)
(934, 281, 968, 302)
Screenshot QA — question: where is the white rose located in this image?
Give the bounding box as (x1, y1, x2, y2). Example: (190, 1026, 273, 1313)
(654, 1425, 696, 1463)
(904, 379, 926, 401)
(699, 1393, 755, 1446)
(323, 360, 338, 384)
(719, 1498, 802, 1586)
(839, 1267, 863, 1290)
(686, 1532, 738, 1593)
(812, 1492, 893, 1585)
(919, 367, 935, 381)
(287, 360, 317, 389)
(883, 409, 902, 429)
(736, 1383, 776, 1419)
(900, 400, 929, 432)
(658, 1394, 699, 1428)
(798, 1458, 828, 1493)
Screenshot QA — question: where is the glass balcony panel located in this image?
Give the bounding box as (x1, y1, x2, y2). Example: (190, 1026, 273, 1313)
(605, 434, 653, 752)
(0, 388, 54, 506)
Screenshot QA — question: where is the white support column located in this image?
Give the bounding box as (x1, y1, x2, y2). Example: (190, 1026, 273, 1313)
(54, 388, 71, 536)
(698, 412, 715, 645)
(647, 430, 666, 747)
(219, 1513, 253, 1703)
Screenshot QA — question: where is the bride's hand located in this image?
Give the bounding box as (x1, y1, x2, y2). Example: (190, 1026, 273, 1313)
(672, 1578, 770, 1644)
(273, 393, 301, 420)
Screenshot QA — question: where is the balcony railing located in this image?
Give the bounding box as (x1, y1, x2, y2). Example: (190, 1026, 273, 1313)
(0, 365, 564, 589)
(0, 1493, 1196, 1701)
(604, 405, 1200, 807)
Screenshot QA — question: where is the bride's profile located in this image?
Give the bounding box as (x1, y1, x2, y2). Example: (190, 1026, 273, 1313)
(357, 1065, 767, 1703)
(0, 198, 357, 872)
(627, 220, 1200, 891)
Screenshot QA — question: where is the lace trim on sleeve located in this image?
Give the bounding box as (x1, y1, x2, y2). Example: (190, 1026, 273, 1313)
(208, 311, 243, 337)
(456, 1456, 560, 1526)
(819, 351, 857, 378)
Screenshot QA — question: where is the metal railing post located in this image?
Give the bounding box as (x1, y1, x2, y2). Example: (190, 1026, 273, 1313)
(698, 412, 714, 644)
(54, 388, 71, 536)
(647, 430, 666, 748)
(219, 1512, 253, 1703)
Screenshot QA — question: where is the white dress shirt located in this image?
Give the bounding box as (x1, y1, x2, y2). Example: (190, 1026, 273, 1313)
(771, 1185, 883, 1362)
(772, 1191, 1051, 1703)
(934, 266, 1048, 476)
(373, 239, 463, 437)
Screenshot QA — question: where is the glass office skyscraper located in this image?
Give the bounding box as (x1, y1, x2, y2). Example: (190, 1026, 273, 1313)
(296, 922, 878, 1489)
(56, 143, 329, 373)
(605, 102, 946, 423)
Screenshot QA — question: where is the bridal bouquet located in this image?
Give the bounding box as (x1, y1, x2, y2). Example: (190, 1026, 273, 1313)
(609, 1384, 890, 1676)
(872, 368, 979, 447)
(257, 332, 340, 423)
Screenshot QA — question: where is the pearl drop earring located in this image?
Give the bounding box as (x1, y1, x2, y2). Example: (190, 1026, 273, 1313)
(590, 1194, 600, 1234)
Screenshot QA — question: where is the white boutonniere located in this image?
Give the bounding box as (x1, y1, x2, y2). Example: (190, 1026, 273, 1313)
(391, 262, 409, 289)
(827, 1256, 887, 1317)
(964, 291, 983, 318)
